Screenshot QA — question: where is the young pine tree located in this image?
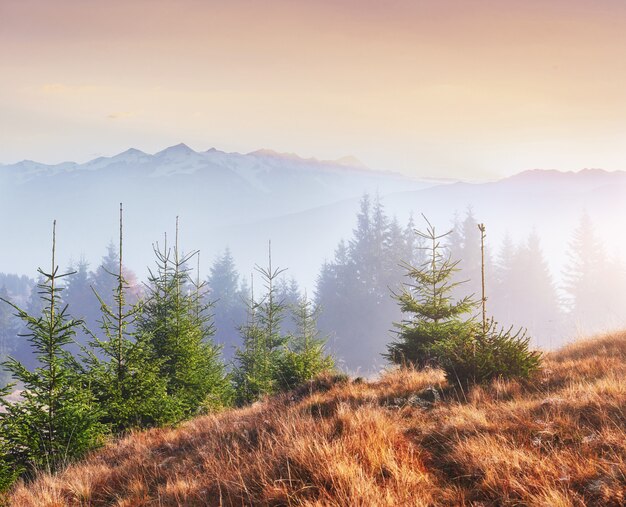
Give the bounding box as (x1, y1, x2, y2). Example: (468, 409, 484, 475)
(233, 243, 288, 404)
(0, 221, 104, 480)
(385, 215, 477, 367)
(82, 205, 174, 431)
(275, 293, 334, 391)
(138, 219, 231, 417)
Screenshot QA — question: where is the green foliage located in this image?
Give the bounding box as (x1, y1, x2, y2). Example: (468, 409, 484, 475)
(386, 215, 477, 367)
(81, 208, 175, 431)
(233, 245, 287, 404)
(0, 224, 104, 482)
(432, 320, 542, 386)
(137, 225, 231, 418)
(387, 217, 543, 389)
(316, 194, 427, 372)
(275, 295, 334, 391)
(234, 251, 335, 403)
(233, 321, 279, 404)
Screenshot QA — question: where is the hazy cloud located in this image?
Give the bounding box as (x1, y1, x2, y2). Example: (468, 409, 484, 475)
(107, 111, 136, 120)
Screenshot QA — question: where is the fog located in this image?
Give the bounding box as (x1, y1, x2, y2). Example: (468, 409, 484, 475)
(1, 146, 626, 372)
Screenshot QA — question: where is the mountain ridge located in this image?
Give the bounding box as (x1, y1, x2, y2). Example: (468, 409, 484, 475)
(1, 146, 624, 296)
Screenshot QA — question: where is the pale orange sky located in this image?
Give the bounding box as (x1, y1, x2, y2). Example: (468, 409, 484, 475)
(2, 0, 626, 178)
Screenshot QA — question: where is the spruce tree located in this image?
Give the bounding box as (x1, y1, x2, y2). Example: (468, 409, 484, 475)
(91, 242, 120, 310)
(138, 219, 231, 417)
(490, 232, 516, 326)
(0, 287, 19, 387)
(276, 293, 334, 391)
(562, 211, 613, 334)
(317, 193, 402, 371)
(385, 215, 477, 367)
(232, 300, 274, 405)
(62, 257, 95, 352)
(233, 243, 287, 404)
(82, 205, 173, 431)
(511, 230, 562, 347)
(431, 223, 542, 386)
(207, 248, 247, 358)
(0, 221, 104, 478)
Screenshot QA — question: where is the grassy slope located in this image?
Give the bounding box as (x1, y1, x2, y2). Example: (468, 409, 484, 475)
(7, 332, 626, 506)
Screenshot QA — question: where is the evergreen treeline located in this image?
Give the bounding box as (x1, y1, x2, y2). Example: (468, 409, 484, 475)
(0, 196, 619, 491)
(315, 194, 424, 372)
(385, 216, 540, 386)
(0, 212, 333, 492)
(2, 196, 626, 377)
(314, 196, 626, 371)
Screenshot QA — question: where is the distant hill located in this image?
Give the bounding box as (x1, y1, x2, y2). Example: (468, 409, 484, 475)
(0, 144, 432, 281)
(211, 166, 626, 289)
(8, 331, 626, 506)
(1, 146, 624, 293)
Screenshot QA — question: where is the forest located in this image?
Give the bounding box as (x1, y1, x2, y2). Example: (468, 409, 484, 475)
(2, 194, 624, 376)
(0, 195, 620, 491)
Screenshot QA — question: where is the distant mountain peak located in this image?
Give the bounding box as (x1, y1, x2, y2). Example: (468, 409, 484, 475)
(506, 168, 620, 182)
(120, 147, 146, 156)
(248, 149, 374, 171)
(156, 143, 197, 157)
(332, 155, 368, 169)
(248, 148, 305, 161)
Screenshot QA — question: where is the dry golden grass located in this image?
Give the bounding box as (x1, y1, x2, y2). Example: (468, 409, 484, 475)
(6, 331, 626, 506)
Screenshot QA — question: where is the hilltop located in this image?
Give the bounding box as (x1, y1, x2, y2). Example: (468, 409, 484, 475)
(7, 332, 626, 506)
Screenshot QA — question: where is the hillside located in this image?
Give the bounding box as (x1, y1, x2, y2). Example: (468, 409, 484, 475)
(7, 332, 626, 506)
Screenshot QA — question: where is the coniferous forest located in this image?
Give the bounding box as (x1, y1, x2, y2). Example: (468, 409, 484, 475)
(0, 193, 623, 491)
(2, 194, 625, 378)
(3, 2, 626, 503)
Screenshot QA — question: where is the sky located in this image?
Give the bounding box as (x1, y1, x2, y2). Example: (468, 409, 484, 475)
(2, 0, 626, 179)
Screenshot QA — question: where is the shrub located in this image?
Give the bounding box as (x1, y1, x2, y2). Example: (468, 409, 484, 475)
(432, 320, 542, 387)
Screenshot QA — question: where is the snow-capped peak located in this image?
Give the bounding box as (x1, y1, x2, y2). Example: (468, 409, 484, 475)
(156, 143, 197, 158)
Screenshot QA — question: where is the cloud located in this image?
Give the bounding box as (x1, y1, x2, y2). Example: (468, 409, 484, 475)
(39, 83, 101, 94)
(107, 111, 136, 120)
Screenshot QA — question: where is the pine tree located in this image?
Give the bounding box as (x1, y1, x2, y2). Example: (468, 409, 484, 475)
(11, 275, 47, 370)
(82, 205, 173, 431)
(276, 293, 334, 391)
(511, 230, 562, 347)
(91, 243, 142, 311)
(446, 208, 487, 302)
(207, 248, 247, 358)
(0, 287, 19, 387)
(562, 211, 611, 334)
(232, 294, 274, 405)
(490, 232, 516, 326)
(62, 257, 95, 352)
(0, 221, 104, 478)
(138, 219, 231, 417)
(91, 242, 120, 310)
(385, 216, 477, 367)
(233, 243, 288, 404)
(276, 276, 300, 335)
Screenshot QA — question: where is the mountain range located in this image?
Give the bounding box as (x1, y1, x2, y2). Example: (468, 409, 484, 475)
(1, 145, 625, 290)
